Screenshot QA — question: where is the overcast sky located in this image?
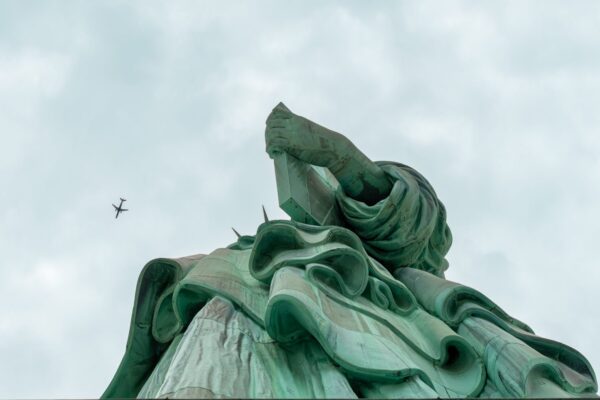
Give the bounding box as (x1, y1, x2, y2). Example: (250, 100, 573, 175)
(1, 1, 599, 397)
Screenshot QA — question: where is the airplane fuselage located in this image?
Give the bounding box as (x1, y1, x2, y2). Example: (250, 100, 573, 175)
(112, 198, 128, 219)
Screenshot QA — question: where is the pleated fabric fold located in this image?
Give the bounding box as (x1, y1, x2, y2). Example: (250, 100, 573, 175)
(102, 219, 596, 398)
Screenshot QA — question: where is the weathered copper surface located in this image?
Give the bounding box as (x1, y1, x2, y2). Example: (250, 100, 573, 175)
(102, 103, 597, 399)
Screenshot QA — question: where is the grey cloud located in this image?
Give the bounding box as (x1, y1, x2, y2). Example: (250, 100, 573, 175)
(0, 1, 599, 397)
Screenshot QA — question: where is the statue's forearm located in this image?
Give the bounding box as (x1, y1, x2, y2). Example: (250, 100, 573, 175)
(328, 142, 393, 204)
(265, 103, 393, 204)
(297, 117, 393, 204)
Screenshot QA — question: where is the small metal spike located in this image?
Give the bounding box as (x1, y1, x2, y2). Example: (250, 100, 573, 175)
(262, 205, 269, 222)
(231, 227, 241, 238)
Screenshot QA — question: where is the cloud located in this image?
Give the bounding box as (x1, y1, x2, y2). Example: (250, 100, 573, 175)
(0, 1, 599, 397)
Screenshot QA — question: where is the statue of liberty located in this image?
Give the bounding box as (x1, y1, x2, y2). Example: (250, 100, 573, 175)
(102, 103, 597, 398)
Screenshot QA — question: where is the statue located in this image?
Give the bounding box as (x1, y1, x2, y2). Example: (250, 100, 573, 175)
(102, 103, 597, 398)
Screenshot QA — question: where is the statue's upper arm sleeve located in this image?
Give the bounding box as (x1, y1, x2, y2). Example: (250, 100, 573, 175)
(336, 162, 452, 277)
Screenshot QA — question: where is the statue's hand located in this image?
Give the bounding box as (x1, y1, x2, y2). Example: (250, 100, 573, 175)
(265, 102, 393, 203)
(265, 102, 348, 168)
(265, 102, 298, 158)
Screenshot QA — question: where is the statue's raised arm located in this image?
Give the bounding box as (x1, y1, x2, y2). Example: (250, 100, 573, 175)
(265, 102, 392, 204)
(265, 102, 452, 277)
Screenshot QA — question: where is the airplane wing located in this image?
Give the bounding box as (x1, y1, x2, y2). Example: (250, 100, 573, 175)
(112, 204, 119, 210)
(121, 208, 129, 212)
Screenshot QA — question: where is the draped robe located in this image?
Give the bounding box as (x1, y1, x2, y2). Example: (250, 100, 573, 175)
(102, 162, 597, 398)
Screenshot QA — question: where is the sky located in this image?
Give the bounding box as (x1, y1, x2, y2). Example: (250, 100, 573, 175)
(1, 1, 599, 397)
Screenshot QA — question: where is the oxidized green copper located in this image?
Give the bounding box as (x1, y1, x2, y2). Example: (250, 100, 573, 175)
(102, 103, 597, 398)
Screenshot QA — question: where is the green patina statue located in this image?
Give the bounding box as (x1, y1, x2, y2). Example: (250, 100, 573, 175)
(102, 103, 597, 398)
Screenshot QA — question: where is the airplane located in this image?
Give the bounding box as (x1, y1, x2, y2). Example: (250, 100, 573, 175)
(112, 197, 128, 219)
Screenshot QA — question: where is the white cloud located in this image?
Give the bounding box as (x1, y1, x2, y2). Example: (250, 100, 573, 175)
(0, 1, 599, 397)
(0, 48, 72, 115)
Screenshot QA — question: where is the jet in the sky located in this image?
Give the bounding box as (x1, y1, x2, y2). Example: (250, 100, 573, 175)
(112, 197, 128, 219)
